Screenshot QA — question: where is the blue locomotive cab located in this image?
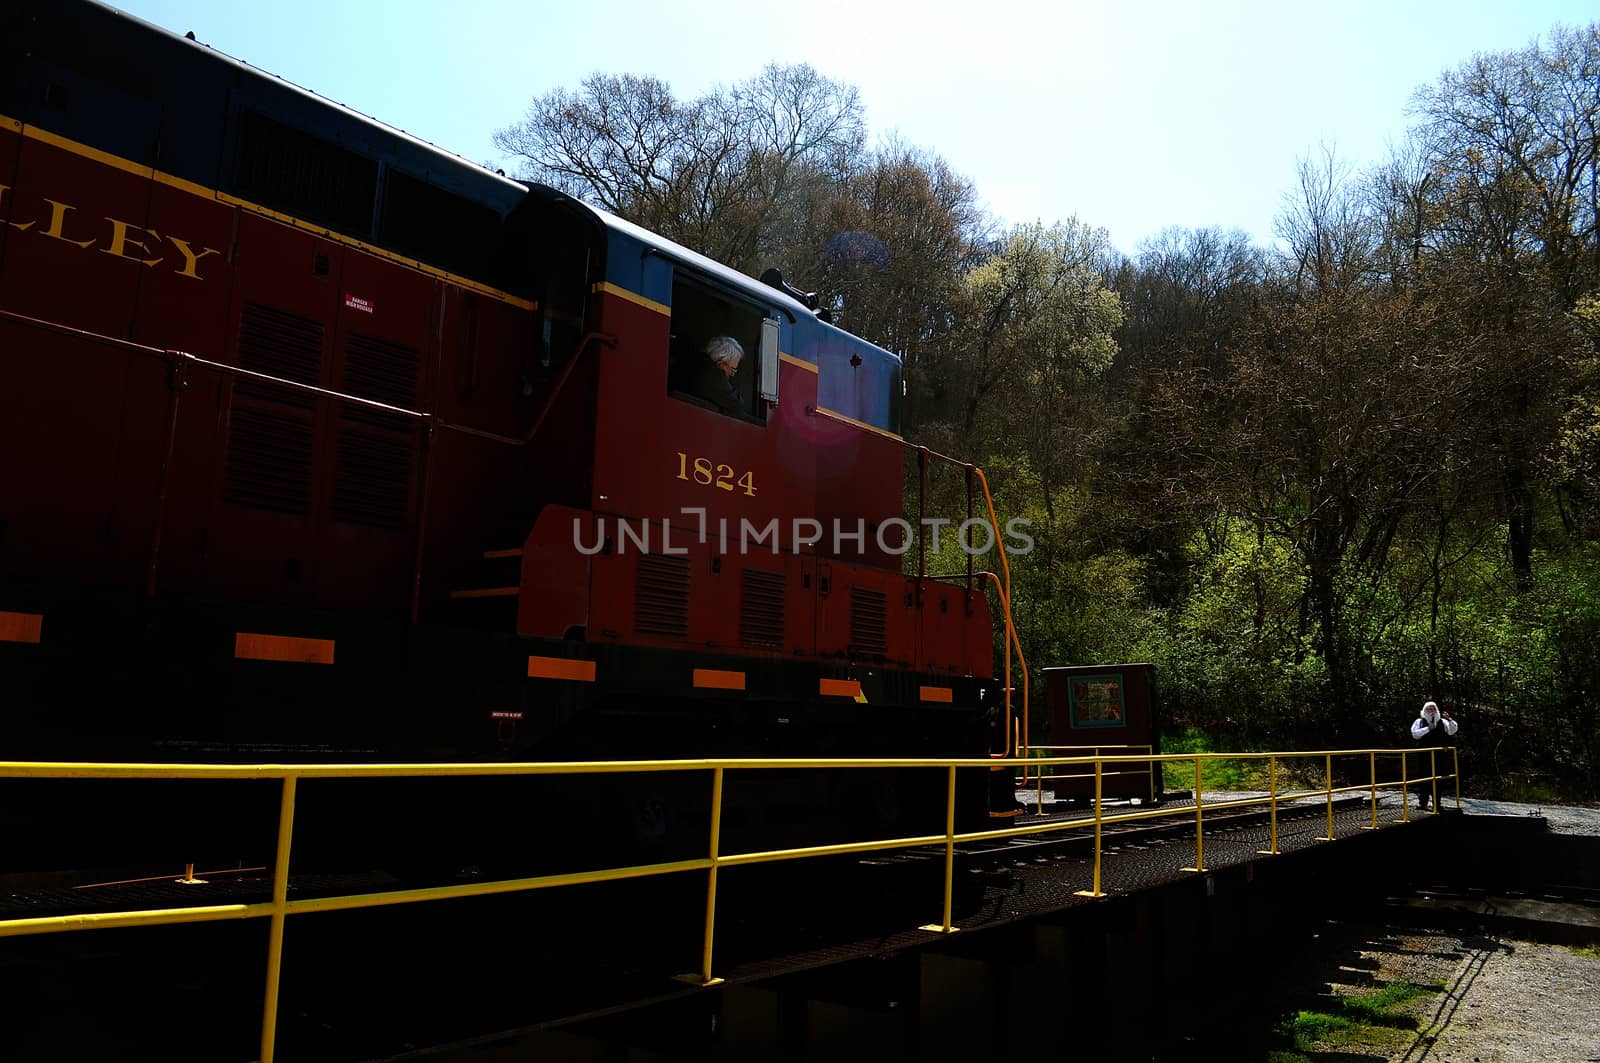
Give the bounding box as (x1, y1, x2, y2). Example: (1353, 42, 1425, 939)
(812, 323, 903, 436)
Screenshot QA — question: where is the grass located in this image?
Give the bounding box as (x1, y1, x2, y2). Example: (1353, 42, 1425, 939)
(1499, 779, 1562, 804)
(1268, 980, 1442, 1057)
(1160, 729, 1323, 793)
(1563, 943, 1600, 961)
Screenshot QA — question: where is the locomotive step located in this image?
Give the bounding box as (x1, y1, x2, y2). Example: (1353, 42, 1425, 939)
(443, 548, 525, 626)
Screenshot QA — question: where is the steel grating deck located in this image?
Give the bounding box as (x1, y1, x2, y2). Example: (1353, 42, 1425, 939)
(716, 794, 1438, 983)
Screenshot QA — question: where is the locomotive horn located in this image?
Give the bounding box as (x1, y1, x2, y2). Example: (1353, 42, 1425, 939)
(760, 268, 819, 312)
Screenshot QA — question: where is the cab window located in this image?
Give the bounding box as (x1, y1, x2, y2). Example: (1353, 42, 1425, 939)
(667, 274, 764, 423)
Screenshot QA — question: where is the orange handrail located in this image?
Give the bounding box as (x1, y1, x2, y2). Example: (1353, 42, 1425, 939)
(788, 410, 1029, 754)
(927, 568, 1028, 759)
(978, 570, 1028, 758)
(973, 468, 1026, 757)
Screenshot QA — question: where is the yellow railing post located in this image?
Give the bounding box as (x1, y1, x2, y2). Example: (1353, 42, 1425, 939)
(921, 764, 960, 934)
(1035, 754, 1046, 816)
(674, 766, 727, 987)
(1430, 749, 1438, 815)
(259, 774, 298, 1063)
(698, 767, 725, 985)
(1182, 758, 1204, 872)
(1075, 758, 1106, 898)
(1317, 753, 1335, 841)
(1365, 751, 1378, 830)
(1401, 751, 1410, 823)
(1453, 748, 1461, 810)
(1257, 755, 1279, 855)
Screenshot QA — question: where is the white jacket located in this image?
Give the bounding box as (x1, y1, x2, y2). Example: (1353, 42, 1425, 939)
(1411, 713, 1458, 741)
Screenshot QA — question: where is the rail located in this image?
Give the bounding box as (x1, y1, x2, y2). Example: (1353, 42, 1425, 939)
(0, 745, 1459, 1061)
(0, 307, 616, 620)
(1021, 744, 1157, 809)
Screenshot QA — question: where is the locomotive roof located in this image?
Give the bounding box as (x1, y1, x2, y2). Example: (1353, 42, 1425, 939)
(29, 0, 905, 390)
(577, 201, 904, 372)
(588, 208, 814, 319)
(46, 0, 529, 214)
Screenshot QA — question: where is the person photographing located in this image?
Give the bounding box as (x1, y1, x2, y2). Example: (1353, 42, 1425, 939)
(1409, 700, 1458, 810)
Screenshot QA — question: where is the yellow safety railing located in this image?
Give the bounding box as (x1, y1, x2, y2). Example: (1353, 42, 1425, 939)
(0, 746, 1460, 1060)
(1021, 744, 1157, 812)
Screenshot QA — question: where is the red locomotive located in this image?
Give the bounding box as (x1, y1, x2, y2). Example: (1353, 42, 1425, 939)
(0, 0, 1009, 865)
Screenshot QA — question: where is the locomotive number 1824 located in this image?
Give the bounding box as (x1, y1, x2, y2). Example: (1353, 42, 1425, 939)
(675, 453, 757, 496)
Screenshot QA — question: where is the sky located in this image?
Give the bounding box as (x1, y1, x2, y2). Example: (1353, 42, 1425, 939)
(110, 0, 1596, 257)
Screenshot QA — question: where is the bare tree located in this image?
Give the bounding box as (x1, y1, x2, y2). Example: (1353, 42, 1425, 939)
(493, 64, 866, 272)
(794, 140, 988, 431)
(1414, 23, 1599, 308)
(1406, 22, 1599, 583)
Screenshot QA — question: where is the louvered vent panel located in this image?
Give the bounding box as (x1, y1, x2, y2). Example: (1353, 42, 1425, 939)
(233, 108, 378, 238)
(224, 304, 323, 514)
(850, 587, 888, 658)
(332, 415, 412, 528)
(343, 332, 419, 423)
(740, 569, 785, 649)
(222, 405, 314, 515)
(635, 554, 691, 638)
(235, 302, 323, 403)
(381, 168, 502, 282)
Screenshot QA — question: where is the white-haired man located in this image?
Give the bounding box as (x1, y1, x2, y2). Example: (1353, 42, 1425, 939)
(1410, 699, 1458, 811)
(689, 336, 743, 416)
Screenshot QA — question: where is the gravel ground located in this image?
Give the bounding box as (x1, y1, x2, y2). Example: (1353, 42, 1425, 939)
(1277, 925, 1600, 1063)
(1454, 798, 1600, 837)
(1235, 793, 1600, 1061)
(1416, 799, 1600, 1061)
(1412, 935, 1600, 1063)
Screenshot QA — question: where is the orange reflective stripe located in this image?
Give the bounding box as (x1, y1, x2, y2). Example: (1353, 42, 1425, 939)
(920, 686, 954, 703)
(234, 633, 335, 665)
(819, 679, 862, 698)
(0, 611, 43, 644)
(693, 669, 745, 691)
(527, 656, 596, 682)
